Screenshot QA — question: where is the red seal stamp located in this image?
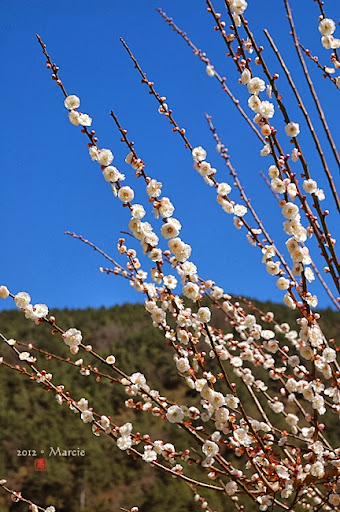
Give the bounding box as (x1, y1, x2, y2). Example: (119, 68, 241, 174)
(34, 458, 47, 471)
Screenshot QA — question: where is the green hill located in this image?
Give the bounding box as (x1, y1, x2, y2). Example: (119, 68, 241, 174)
(0, 300, 339, 512)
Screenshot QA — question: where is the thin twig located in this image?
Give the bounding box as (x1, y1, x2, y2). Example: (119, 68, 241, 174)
(259, 171, 340, 309)
(284, 0, 340, 169)
(299, 42, 339, 87)
(264, 28, 340, 214)
(157, 8, 264, 142)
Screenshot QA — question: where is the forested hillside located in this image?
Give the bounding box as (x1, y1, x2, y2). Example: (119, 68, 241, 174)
(0, 300, 339, 512)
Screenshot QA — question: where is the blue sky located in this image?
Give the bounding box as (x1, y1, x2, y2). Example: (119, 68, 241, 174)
(2, 0, 339, 311)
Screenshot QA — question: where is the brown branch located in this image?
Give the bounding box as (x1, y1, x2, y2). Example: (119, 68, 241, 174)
(204, 1, 340, 292)
(299, 42, 339, 87)
(284, 0, 340, 170)
(65, 231, 129, 275)
(205, 114, 298, 285)
(157, 8, 264, 143)
(259, 170, 340, 309)
(238, 13, 340, 288)
(120, 38, 193, 152)
(264, 28, 340, 214)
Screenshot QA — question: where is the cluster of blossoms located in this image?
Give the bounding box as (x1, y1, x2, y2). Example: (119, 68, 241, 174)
(64, 94, 92, 127)
(229, 0, 248, 27)
(241, 71, 274, 124)
(116, 422, 134, 451)
(191, 146, 248, 223)
(65, 96, 201, 304)
(8, 290, 49, 324)
(62, 327, 83, 354)
(318, 17, 340, 51)
(124, 151, 193, 269)
(0, 480, 56, 512)
(72, 397, 94, 424)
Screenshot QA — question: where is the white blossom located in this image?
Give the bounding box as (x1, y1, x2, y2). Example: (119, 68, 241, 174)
(281, 202, 300, 220)
(276, 277, 290, 290)
(14, 292, 31, 309)
(64, 95, 80, 110)
(230, 0, 247, 15)
(102, 166, 121, 183)
(63, 328, 82, 348)
(197, 307, 211, 323)
(202, 440, 219, 457)
(118, 186, 134, 203)
(206, 64, 215, 77)
(192, 146, 207, 162)
(81, 410, 94, 423)
(97, 149, 114, 166)
(225, 481, 238, 496)
(241, 68, 251, 84)
(182, 282, 200, 301)
(0, 285, 9, 299)
(68, 110, 80, 126)
(146, 179, 162, 198)
(117, 436, 132, 450)
(303, 179, 317, 194)
(318, 18, 336, 36)
(142, 447, 157, 462)
(285, 122, 300, 138)
(247, 77, 265, 94)
(78, 113, 92, 126)
(322, 347, 336, 363)
(166, 405, 184, 423)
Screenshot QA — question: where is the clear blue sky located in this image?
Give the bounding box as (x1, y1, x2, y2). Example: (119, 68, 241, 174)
(2, 0, 339, 311)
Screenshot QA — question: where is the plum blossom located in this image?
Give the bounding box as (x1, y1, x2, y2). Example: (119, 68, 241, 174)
(225, 481, 238, 496)
(68, 110, 80, 126)
(78, 113, 92, 126)
(276, 277, 290, 290)
(64, 94, 80, 110)
(0, 285, 9, 299)
(142, 447, 157, 462)
(146, 179, 162, 198)
(230, 0, 247, 15)
(97, 149, 114, 166)
(166, 405, 184, 423)
(257, 495, 273, 511)
(118, 186, 134, 203)
(81, 410, 94, 423)
(197, 307, 211, 323)
(63, 328, 82, 348)
(233, 428, 252, 446)
(281, 202, 300, 220)
(202, 440, 219, 457)
(182, 282, 200, 301)
(322, 347, 336, 363)
(206, 64, 215, 77)
(247, 77, 265, 95)
(161, 219, 181, 239)
(241, 68, 251, 84)
(102, 166, 121, 183)
(303, 179, 317, 194)
(130, 372, 146, 388)
(117, 436, 132, 450)
(14, 292, 31, 309)
(234, 204, 247, 217)
(318, 18, 336, 36)
(192, 146, 207, 162)
(285, 122, 300, 137)
(176, 357, 190, 373)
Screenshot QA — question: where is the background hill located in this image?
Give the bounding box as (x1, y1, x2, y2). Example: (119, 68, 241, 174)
(0, 299, 339, 511)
